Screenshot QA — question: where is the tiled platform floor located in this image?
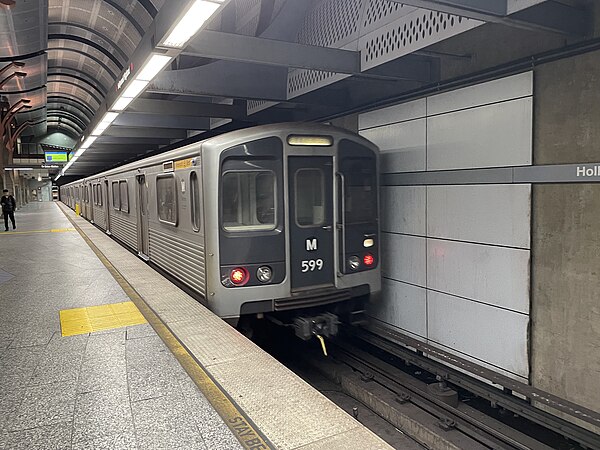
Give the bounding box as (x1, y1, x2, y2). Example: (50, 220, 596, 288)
(0, 202, 242, 450)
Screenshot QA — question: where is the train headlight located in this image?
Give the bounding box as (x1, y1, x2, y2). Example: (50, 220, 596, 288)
(348, 256, 360, 270)
(256, 266, 273, 283)
(230, 267, 249, 286)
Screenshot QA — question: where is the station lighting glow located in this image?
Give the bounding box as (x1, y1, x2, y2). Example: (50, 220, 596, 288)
(64, 0, 224, 175)
(80, 136, 97, 149)
(121, 79, 149, 100)
(136, 54, 172, 81)
(110, 54, 173, 113)
(161, 0, 223, 48)
(91, 112, 119, 136)
(112, 96, 135, 112)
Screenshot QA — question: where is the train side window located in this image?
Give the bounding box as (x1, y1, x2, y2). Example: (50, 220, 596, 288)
(221, 171, 275, 232)
(112, 182, 120, 210)
(295, 169, 325, 227)
(190, 172, 201, 232)
(157, 175, 177, 226)
(119, 181, 129, 213)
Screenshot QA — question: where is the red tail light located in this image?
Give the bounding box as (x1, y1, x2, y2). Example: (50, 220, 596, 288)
(363, 254, 375, 267)
(230, 267, 249, 286)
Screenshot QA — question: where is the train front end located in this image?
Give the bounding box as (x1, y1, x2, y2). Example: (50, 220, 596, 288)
(203, 124, 380, 340)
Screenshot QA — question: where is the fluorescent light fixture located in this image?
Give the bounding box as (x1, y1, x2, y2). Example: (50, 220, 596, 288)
(12, 167, 34, 171)
(112, 96, 135, 111)
(162, 0, 222, 48)
(91, 122, 109, 136)
(74, 149, 85, 158)
(55, 174, 61, 180)
(122, 79, 149, 99)
(136, 54, 172, 81)
(80, 136, 97, 149)
(91, 112, 119, 136)
(101, 112, 119, 124)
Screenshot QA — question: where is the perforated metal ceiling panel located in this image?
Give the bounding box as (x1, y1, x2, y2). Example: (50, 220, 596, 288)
(45, 0, 158, 135)
(0, 0, 47, 58)
(287, 0, 482, 99)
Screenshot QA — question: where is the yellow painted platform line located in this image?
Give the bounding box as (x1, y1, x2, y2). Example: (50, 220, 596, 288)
(60, 301, 147, 336)
(57, 202, 273, 450)
(0, 228, 76, 236)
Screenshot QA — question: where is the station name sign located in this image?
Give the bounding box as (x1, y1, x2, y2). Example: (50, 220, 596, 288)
(117, 63, 134, 91)
(576, 165, 600, 178)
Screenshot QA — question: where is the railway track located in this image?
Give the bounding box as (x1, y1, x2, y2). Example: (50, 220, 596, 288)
(262, 323, 597, 450)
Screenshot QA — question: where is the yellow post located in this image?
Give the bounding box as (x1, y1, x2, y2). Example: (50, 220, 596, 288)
(75, 203, 80, 215)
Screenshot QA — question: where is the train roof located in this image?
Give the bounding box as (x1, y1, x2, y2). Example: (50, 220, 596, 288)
(62, 122, 375, 186)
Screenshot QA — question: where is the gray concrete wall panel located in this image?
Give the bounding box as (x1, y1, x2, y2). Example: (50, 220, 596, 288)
(359, 98, 426, 130)
(531, 50, 600, 421)
(360, 71, 533, 380)
(427, 72, 533, 116)
(381, 186, 426, 235)
(381, 233, 426, 286)
(427, 239, 530, 314)
(371, 279, 427, 339)
(361, 119, 426, 173)
(427, 97, 533, 170)
(426, 184, 531, 248)
(427, 291, 529, 379)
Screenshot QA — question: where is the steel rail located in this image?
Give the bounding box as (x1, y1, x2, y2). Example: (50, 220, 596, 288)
(348, 325, 600, 450)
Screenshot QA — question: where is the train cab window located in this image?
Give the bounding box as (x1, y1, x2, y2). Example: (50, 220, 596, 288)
(112, 182, 120, 210)
(119, 181, 129, 212)
(157, 175, 177, 225)
(222, 171, 275, 232)
(295, 169, 325, 227)
(190, 172, 201, 232)
(341, 157, 377, 224)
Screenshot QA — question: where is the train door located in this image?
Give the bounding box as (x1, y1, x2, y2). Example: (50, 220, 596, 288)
(288, 156, 334, 290)
(136, 175, 149, 259)
(88, 184, 94, 223)
(104, 180, 111, 233)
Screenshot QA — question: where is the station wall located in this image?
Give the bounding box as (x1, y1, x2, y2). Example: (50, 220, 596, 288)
(359, 72, 533, 382)
(531, 50, 600, 423)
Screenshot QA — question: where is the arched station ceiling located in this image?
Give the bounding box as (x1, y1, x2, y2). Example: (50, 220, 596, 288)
(0, 0, 593, 178)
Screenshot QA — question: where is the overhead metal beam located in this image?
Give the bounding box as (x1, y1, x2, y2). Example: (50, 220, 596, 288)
(93, 136, 172, 145)
(113, 112, 210, 130)
(128, 98, 246, 119)
(184, 30, 360, 74)
(148, 62, 289, 101)
(103, 126, 187, 139)
(386, 0, 588, 36)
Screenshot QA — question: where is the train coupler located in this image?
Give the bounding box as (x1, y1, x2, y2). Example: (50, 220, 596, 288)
(293, 313, 340, 341)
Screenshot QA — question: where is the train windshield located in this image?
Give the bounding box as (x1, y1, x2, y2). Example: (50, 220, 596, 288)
(341, 156, 377, 224)
(222, 170, 276, 231)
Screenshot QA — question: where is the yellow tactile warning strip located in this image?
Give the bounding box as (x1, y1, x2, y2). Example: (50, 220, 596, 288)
(0, 228, 76, 236)
(59, 301, 147, 337)
(59, 205, 273, 450)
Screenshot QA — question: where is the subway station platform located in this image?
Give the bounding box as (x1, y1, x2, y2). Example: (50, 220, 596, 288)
(0, 202, 391, 450)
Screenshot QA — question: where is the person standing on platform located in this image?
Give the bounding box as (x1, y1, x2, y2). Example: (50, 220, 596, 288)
(1, 189, 17, 231)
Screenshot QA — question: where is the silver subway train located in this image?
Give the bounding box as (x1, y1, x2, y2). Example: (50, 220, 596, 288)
(61, 123, 380, 340)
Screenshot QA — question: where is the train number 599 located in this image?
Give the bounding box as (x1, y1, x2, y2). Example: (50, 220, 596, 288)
(301, 259, 324, 273)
